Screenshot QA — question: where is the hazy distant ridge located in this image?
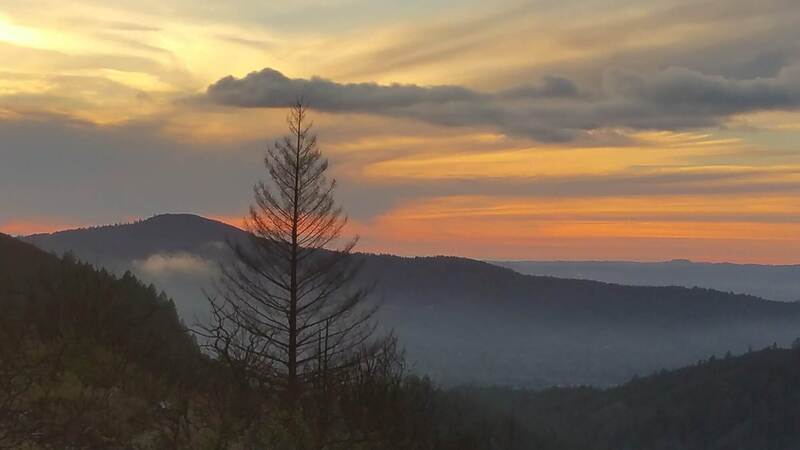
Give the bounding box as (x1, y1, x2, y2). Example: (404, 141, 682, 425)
(491, 259, 800, 302)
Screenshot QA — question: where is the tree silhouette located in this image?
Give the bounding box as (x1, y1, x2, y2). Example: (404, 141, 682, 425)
(199, 101, 383, 415)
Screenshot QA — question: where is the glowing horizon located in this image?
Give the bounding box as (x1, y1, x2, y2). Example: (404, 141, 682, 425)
(2, 0, 799, 264)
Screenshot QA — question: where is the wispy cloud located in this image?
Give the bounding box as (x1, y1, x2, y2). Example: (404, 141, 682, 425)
(133, 252, 215, 276)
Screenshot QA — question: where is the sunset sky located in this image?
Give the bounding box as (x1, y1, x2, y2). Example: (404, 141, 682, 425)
(1, 0, 800, 263)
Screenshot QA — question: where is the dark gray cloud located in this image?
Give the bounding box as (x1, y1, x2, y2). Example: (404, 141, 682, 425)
(605, 66, 800, 114)
(498, 76, 580, 99)
(207, 68, 484, 110)
(206, 64, 800, 142)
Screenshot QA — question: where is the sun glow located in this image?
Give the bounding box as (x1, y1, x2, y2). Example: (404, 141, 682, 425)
(0, 15, 42, 47)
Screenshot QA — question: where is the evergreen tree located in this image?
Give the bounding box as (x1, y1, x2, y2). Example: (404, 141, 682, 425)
(199, 102, 385, 420)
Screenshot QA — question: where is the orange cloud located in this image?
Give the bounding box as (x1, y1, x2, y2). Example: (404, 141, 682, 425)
(361, 131, 750, 181)
(349, 195, 800, 264)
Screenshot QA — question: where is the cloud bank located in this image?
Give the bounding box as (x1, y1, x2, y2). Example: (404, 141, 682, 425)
(207, 65, 800, 142)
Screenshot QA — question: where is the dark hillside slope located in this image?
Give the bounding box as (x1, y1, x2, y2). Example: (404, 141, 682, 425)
(0, 233, 204, 448)
(25, 215, 800, 386)
(465, 346, 800, 450)
(0, 232, 199, 373)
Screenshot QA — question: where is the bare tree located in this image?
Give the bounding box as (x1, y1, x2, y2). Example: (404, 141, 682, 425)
(199, 102, 383, 415)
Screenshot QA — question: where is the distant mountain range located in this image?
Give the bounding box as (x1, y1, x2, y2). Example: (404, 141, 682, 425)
(492, 260, 800, 302)
(24, 214, 800, 387)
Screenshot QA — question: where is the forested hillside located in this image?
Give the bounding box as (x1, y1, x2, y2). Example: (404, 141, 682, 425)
(26, 215, 800, 386)
(0, 233, 202, 448)
(0, 233, 520, 449)
(459, 346, 800, 450)
(5, 233, 800, 449)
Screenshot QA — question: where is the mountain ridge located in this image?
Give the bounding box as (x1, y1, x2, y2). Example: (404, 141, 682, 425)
(23, 213, 800, 387)
(10, 230, 800, 448)
(492, 259, 800, 302)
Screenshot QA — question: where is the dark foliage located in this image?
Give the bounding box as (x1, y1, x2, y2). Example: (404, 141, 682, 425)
(0, 234, 500, 449)
(0, 233, 203, 448)
(456, 347, 800, 450)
